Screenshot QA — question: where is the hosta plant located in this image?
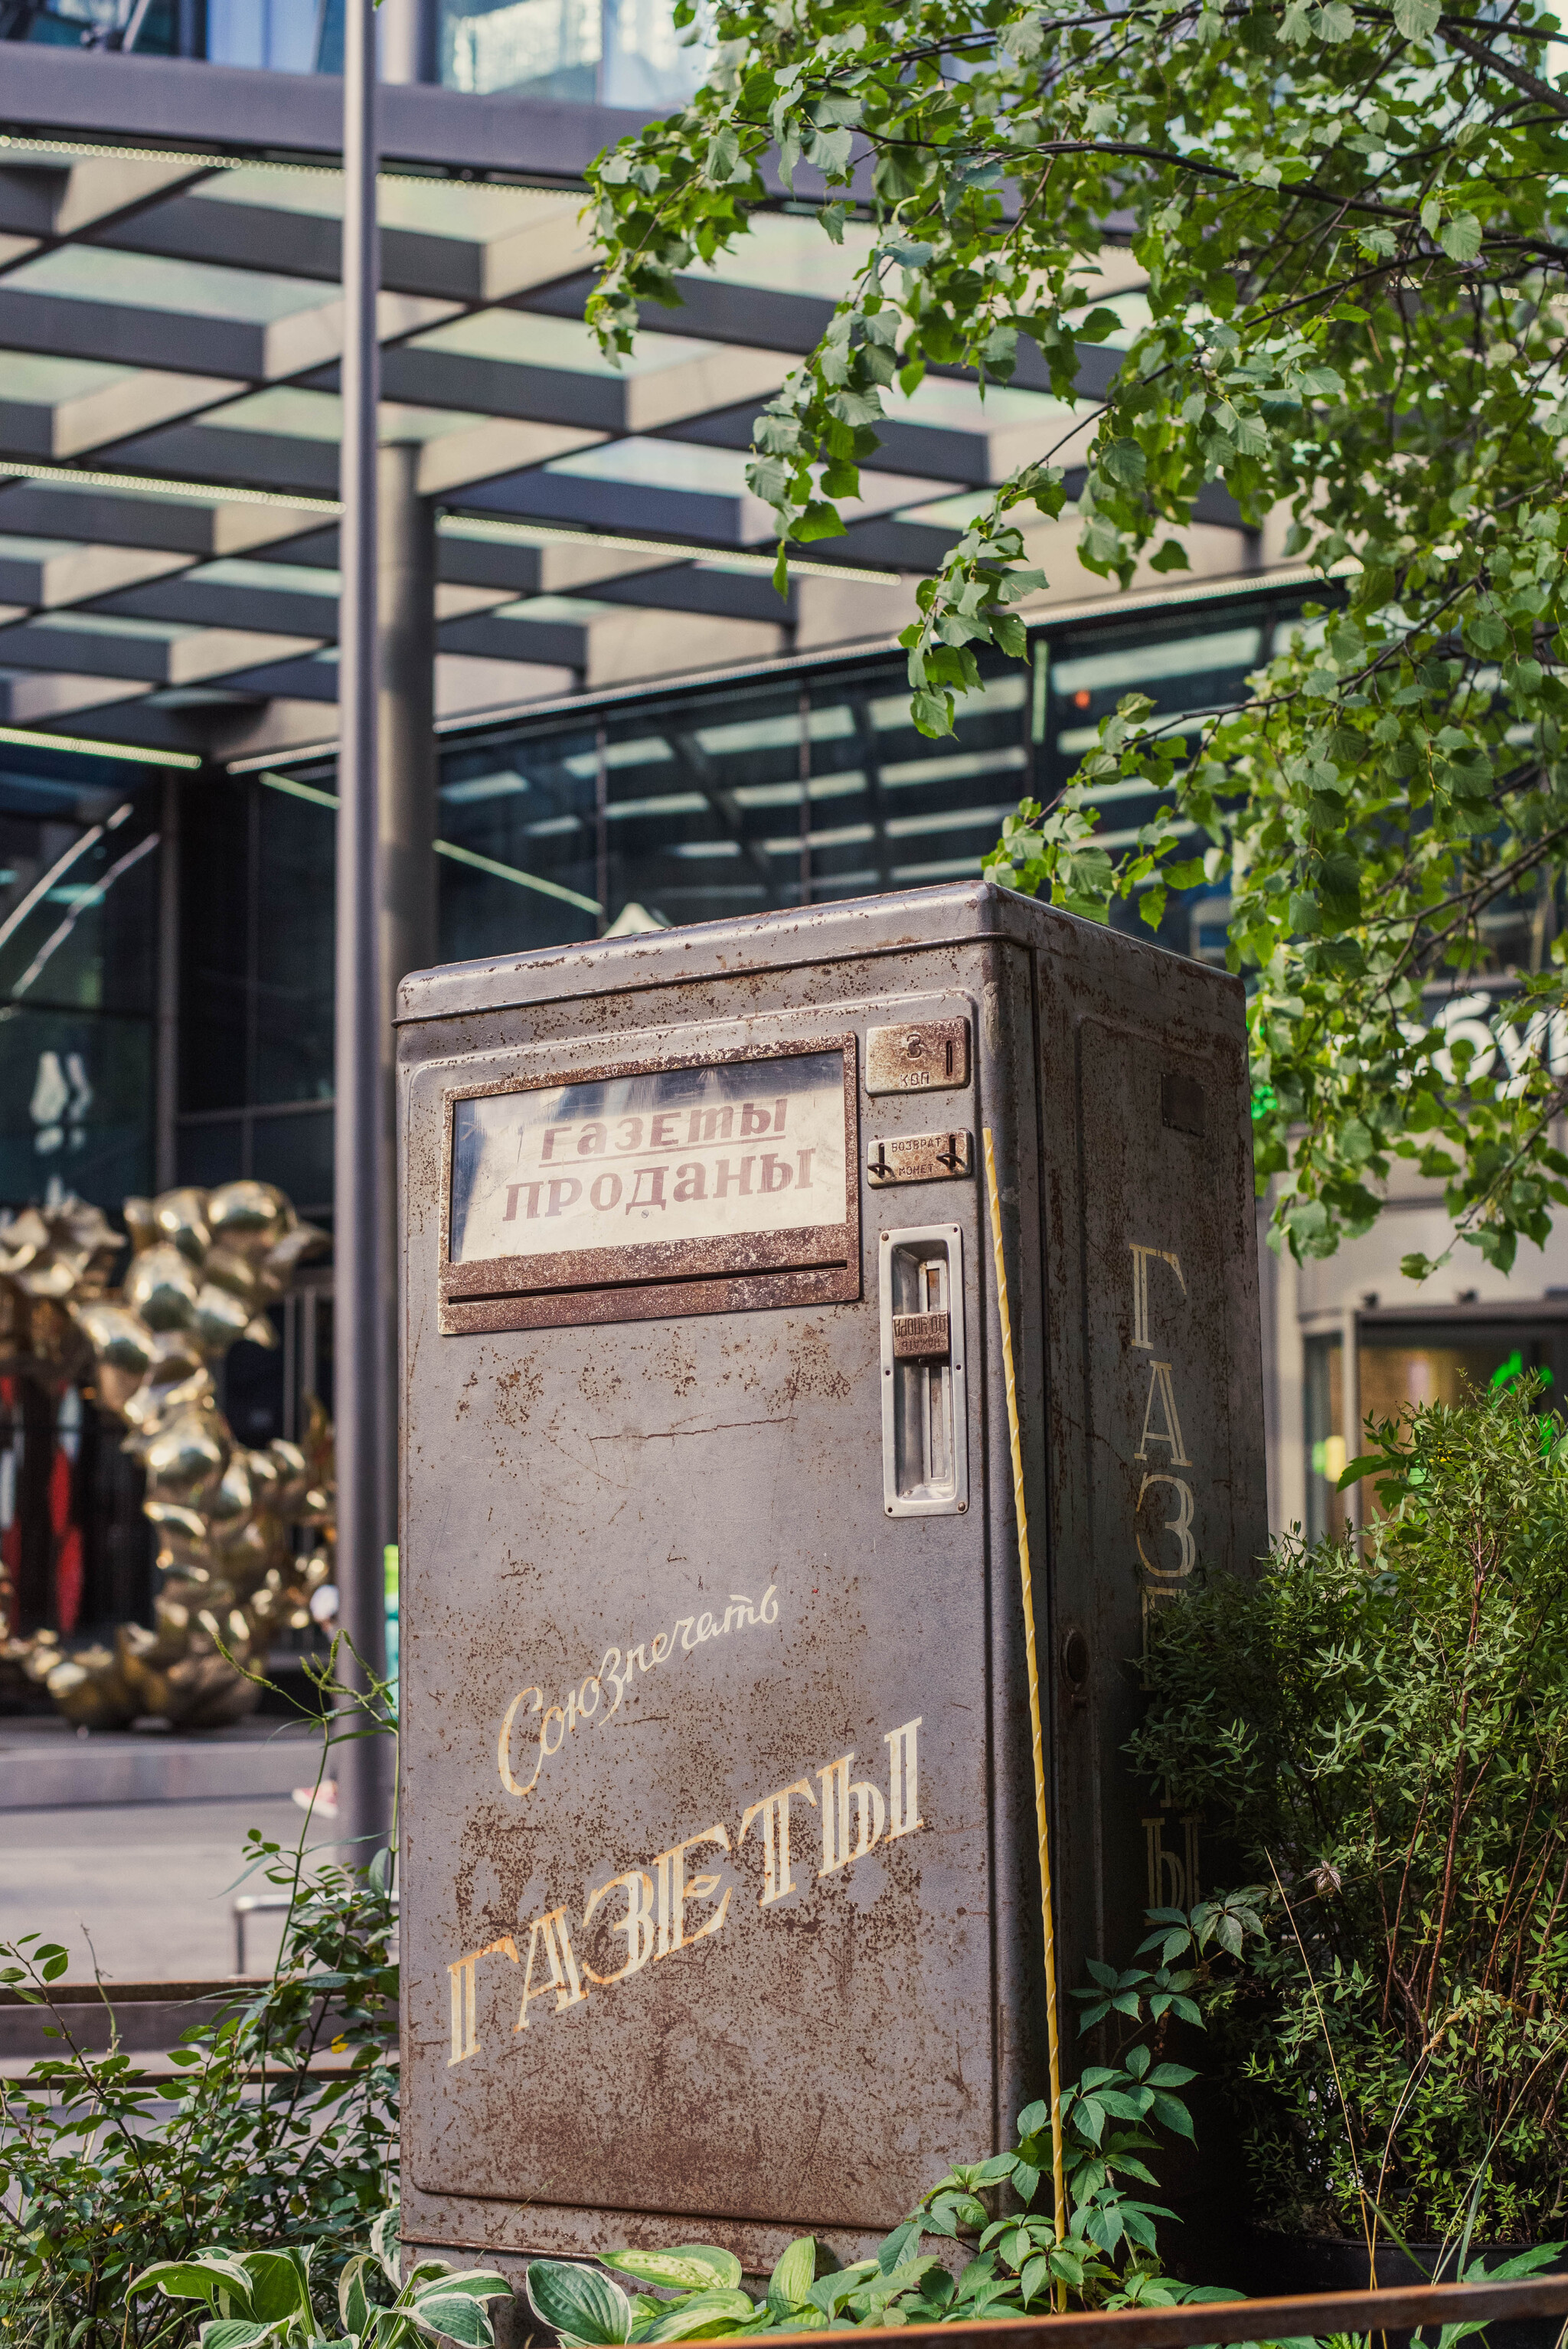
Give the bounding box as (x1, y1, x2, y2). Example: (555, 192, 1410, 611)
(132, 2213, 511, 2349)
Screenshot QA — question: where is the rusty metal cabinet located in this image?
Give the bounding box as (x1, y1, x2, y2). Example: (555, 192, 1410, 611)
(396, 880, 1265, 2278)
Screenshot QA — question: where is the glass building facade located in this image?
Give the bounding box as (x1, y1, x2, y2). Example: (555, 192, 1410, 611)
(0, 580, 1298, 1642)
(0, 741, 165, 1642)
(0, 747, 161, 1212)
(8, 575, 1568, 1635)
(5, 0, 713, 107)
(174, 582, 1301, 1232)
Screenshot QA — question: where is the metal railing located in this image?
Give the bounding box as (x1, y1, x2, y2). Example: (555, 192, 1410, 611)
(232, 1893, 295, 1976)
(774, 2278, 1568, 2348)
(233, 1887, 398, 1973)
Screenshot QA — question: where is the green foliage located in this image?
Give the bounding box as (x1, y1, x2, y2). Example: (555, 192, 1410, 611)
(525, 1903, 1276, 2340)
(132, 2212, 510, 2349)
(1133, 1381, 1568, 2243)
(585, 0, 1568, 1268)
(0, 1846, 398, 2349)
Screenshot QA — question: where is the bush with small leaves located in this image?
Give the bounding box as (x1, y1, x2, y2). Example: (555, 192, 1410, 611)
(0, 1844, 397, 2349)
(1135, 1381, 1568, 2243)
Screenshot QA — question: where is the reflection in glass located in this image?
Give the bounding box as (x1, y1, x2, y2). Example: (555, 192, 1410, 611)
(439, 0, 708, 100)
(0, 764, 158, 1210)
(1304, 1333, 1346, 1544)
(1360, 1334, 1551, 1429)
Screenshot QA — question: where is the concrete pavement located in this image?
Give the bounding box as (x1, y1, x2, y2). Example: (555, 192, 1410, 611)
(0, 1717, 338, 1982)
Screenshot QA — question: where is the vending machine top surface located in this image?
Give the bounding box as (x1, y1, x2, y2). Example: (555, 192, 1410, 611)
(394, 879, 1241, 1031)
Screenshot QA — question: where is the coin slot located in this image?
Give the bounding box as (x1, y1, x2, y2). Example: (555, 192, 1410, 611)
(880, 1225, 968, 1518)
(866, 1018, 971, 1096)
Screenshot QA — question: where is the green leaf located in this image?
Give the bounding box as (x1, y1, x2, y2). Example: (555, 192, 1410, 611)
(636, 2289, 756, 2343)
(410, 2292, 505, 2348)
(911, 688, 955, 738)
(794, 500, 847, 544)
(1148, 2092, 1197, 2140)
(876, 2223, 920, 2278)
(1391, 0, 1437, 31)
(606, 2251, 743, 2294)
(767, 2239, 817, 2314)
(1019, 2255, 1054, 2307)
(1439, 211, 1483, 264)
(372, 2213, 404, 2293)
(341, 2258, 375, 2337)
(410, 2275, 513, 2349)
(243, 2251, 315, 2325)
(1099, 438, 1147, 490)
(418, 2274, 514, 2309)
(134, 2256, 259, 2315)
(525, 2263, 633, 2347)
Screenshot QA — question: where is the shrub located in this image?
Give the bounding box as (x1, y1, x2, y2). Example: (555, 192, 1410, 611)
(1132, 1383, 1568, 2244)
(0, 1839, 397, 2349)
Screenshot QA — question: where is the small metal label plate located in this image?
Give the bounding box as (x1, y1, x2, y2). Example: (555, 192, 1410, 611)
(865, 1017, 970, 1095)
(867, 1131, 974, 1186)
(892, 1310, 951, 1361)
(1161, 1070, 1207, 1138)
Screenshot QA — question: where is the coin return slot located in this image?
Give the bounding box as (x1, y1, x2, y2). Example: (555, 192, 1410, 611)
(867, 1131, 974, 1187)
(880, 1226, 968, 1518)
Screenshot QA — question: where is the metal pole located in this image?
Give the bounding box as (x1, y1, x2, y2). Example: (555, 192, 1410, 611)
(335, 0, 390, 1864)
(595, 724, 609, 933)
(377, 0, 438, 81)
(154, 770, 180, 1194)
(376, 439, 436, 1601)
(797, 684, 811, 908)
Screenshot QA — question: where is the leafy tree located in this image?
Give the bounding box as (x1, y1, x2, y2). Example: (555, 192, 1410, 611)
(586, 0, 1568, 1268)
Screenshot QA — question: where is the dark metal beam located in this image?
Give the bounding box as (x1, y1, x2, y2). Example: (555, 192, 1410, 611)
(0, 47, 658, 181)
(335, 0, 390, 1861)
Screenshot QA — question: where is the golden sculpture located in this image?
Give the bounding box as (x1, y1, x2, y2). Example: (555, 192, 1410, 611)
(0, 1182, 333, 1731)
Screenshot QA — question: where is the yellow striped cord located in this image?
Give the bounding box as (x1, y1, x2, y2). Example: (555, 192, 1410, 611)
(982, 1126, 1067, 2292)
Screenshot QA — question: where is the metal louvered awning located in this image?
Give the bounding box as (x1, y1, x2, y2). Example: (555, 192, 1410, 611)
(0, 44, 1272, 770)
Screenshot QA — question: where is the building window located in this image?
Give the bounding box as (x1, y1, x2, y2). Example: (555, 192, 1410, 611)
(178, 769, 335, 1219)
(1305, 1333, 1346, 1544)
(199, 586, 1315, 1220)
(1306, 1319, 1562, 1544)
(0, 756, 158, 1215)
(434, 0, 710, 103)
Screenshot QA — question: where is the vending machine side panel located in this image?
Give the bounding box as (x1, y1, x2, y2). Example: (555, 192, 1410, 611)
(1031, 913, 1266, 2004)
